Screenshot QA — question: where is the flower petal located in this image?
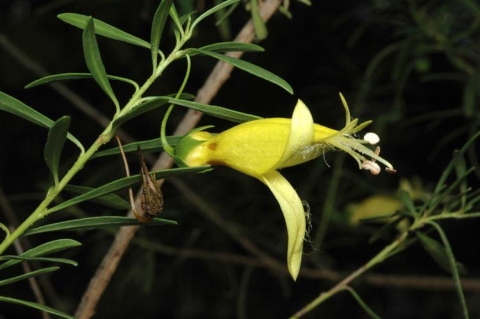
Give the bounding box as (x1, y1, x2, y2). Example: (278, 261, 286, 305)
(259, 170, 305, 280)
(274, 99, 315, 169)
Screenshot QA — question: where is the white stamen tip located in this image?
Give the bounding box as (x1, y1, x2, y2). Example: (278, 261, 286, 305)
(364, 132, 380, 145)
(386, 167, 397, 174)
(361, 160, 381, 175)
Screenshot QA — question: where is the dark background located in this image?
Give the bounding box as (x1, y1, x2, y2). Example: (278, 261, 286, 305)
(1, 0, 480, 318)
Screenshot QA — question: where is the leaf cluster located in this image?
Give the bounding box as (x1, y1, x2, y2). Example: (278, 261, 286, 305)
(0, 0, 295, 316)
(361, 132, 480, 319)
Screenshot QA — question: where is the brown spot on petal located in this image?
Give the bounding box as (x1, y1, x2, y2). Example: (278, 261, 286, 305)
(208, 142, 217, 151)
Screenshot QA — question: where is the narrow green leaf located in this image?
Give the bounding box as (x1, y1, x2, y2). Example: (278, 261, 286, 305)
(430, 167, 475, 213)
(416, 232, 467, 274)
(90, 136, 181, 159)
(0, 91, 48, 129)
(384, 236, 417, 259)
(398, 190, 418, 215)
(151, 0, 174, 68)
(197, 42, 264, 54)
(191, 0, 240, 30)
(168, 98, 262, 123)
(368, 215, 404, 244)
(112, 96, 168, 129)
(188, 48, 293, 94)
(25, 73, 139, 91)
(47, 166, 210, 214)
(58, 13, 150, 49)
(463, 76, 476, 117)
(44, 116, 70, 186)
(432, 132, 480, 197)
(160, 54, 191, 157)
(111, 93, 194, 130)
(179, 11, 195, 27)
(277, 5, 293, 19)
(64, 185, 131, 210)
(453, 151, 468, 210)
(0, 239, 81, 271)
(0, 267, 59, 287)
(214, 0, 239, 32)
(250, 0, 268, 40)
(0, 92, 84, 153)
(0, 256, 77, 266)
(465, 188, 480, 210)
(345, 287, 382, 319)
(0, 223, 10, 239)
(0, 296, 74, 319)
(83, 17, 119, 111)
(24, 216, 176, 236)
(213, 3, 232, 39)
(427, 222, 470, 319)
(459, 131, 480, 154)
(461, 0, 480, 19)
(167, 3, 183, 35)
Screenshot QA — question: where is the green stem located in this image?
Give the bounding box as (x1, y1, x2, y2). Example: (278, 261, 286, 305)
(0, 127, 110, 255)
(290, 231, 408, 318)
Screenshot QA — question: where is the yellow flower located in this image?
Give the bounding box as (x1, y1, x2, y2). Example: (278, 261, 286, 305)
(346, 177, 429, 232)
(173, 93, 394, 280)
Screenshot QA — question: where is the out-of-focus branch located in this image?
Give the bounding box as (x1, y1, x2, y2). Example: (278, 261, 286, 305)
(0, 33, 134, 143)
(130, 237, 480, 292)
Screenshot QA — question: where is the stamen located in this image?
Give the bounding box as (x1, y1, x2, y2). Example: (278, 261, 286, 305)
(386, 167, 397, 174)
(364, 132, 380, 145)
(361, 160, 381, 175)
(361, 146, 381, 175)
(325, 94, 396, 175)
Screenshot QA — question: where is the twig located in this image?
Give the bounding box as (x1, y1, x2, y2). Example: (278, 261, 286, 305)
(114, 135, 136, 215)
(74, 1, 282, 318)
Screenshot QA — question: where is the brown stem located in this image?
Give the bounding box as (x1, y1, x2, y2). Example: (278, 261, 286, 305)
(74, 1, 282, 318)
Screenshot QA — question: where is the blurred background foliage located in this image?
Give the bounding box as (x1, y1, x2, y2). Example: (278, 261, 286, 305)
(0, 0, 479, 318)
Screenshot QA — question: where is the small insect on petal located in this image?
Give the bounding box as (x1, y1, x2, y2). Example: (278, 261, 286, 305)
(364, 132, 380, 145)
